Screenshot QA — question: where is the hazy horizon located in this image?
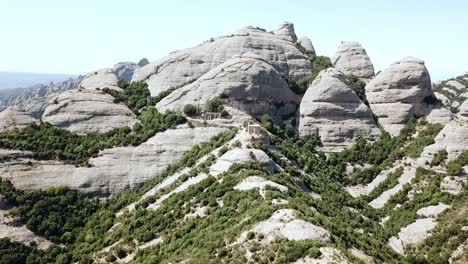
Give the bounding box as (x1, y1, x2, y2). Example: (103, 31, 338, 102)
(1, 0, 467, 81)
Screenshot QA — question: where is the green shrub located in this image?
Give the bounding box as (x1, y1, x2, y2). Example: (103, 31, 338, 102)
(206, 97, 224, 112)
(183, 104, 200, 116)
(431, 149, 448, 167)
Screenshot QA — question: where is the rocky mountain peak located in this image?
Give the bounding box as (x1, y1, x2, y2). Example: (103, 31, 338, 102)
(332, 41, 375, 81)
(272, 21, 298, 42)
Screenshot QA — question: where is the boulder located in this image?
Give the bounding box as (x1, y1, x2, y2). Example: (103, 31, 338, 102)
(43, 89, 137, 134)
(0, 107, 36, 132)
(459, 100, 468, 119)
(366, 57, 439, 135)
(0, 126, 227, 195)
(132, 23, 311, 95)
(79, 68, 121, 91)
(156, 54, 300, 122)
(272, 21, 298, 42)
(113, 62, 138, 82)
(298, 68, 380, 152)
(332, 41, 374, 80)
(296, 37, 315, 53)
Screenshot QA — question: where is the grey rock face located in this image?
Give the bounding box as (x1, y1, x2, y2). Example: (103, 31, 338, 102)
(156, 54, 300, 122)
(43, 89, 137, 134)
(133, 23, 311, 95)
(272, 21, 298, 42)
(366, 57, 438, 135)
(0, 126, 227, 196)
(113, 62, 138, 82)
(296, 37, 315, 53)
(79, 69, 121, 91)
(137, 58, 149, 67)
(298, 68, 380, 152)
(332, 41, 375, 80)
(433, 73, 468, 112)
(0, 78, 82, 118)
(0, 107, 36, 132)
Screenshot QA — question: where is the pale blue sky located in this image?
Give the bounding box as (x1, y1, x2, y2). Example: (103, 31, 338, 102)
(1, 0, 467, 80)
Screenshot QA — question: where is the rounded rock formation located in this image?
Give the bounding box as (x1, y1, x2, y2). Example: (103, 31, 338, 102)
(332, 41, 375, 80)
(43, 90, 137, 134)
(366, 57, 439, 135)
(133, 23, 311, 95)
(298, 68, 380, 152)
(79, 68, 121, 91)
(0, 107, 36, 132)
(156, 54, 300, 122)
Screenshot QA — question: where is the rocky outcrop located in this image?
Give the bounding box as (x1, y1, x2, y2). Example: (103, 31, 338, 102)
(272, 21, 298, 42)
(389, 218, 437, 254)
(296, 37, 315, 53)
(239, 209, 330, 243)
(113, 62, 138, 82)
(79, 68, 121, 91)
(366, 57, 443, 135)
(156, 54, 300, 121)
(332, 41, 374, 80)
(0, 126, 227, 195)
(137, 58, 149, 67)
(298, 68, 380, 152)
(0, 107, 36, 132)
(433, 73, 468, 111)
(0, 78, 82, 118)
(132, 23, 311, 95)
(210, 148, 277, 176)
(42, 89, 137, 134)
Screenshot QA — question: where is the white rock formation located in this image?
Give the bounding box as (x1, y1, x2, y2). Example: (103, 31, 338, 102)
(389, 218, 437, 254)
(0, 207, 54, 250)
(43, 89, 137, 134)
(441, 176, 467, 195)
(416, 203, 451, 218)
(346, 166, 400, 197)
(156, 54, 300, 121)
(234, 176, 288, 197)
(418, 106, 468, 165)
(0, 127, 226, 195)
(133, 23, 311, 95)
(79, 68, 121, 91)
(296, 37, 315, 53)
(332, 41, 374, 80)
(0, 107, 36, 132)
(366, 57, 442, 135)
(298, 68, 380, 152)
(369, 167, 416, 209)
(273, 21, 298, 42)
(240, 209, 330, 243)
(210, 148, 277, 176)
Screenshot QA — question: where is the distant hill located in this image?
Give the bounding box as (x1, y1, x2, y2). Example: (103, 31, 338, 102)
(0, 71, 77, 90)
